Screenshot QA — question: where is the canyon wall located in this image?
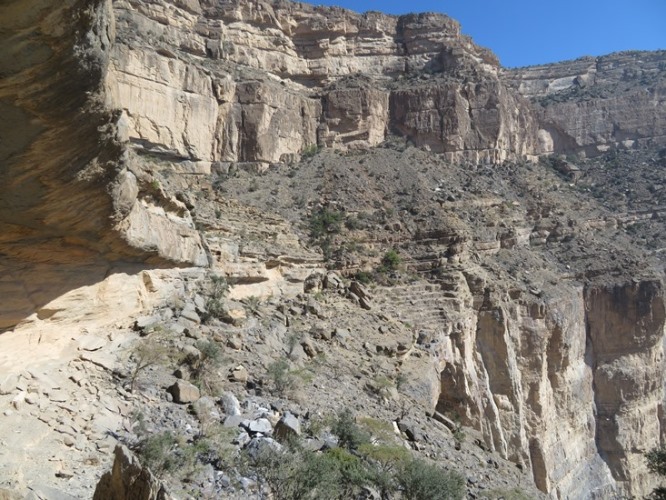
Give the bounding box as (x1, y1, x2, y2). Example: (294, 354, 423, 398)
(108, 0, 538, 166)
(431, 275, 665, 498)
(504, 51, 666, 156)
(1, 1, 665, 498)
(0, 0, 207, 329)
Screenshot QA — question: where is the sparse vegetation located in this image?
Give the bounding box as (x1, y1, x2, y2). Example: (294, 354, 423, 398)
(128, 337, 170, 393)
(189, 339, 224, 395)
(202, 274, 229, 323)
(380, 248, 402, 271)
(243, 295, 261, 315)
(308, 207, 343, 240)
(301, 144, 321, 159)
(135, 431, 182, 473)
(646, 447, 666, 499)
(266, 359, 299, 395)
(398, 458, 465, 500)
(244, 409, 465, 500)
(332, 409, 371, 451)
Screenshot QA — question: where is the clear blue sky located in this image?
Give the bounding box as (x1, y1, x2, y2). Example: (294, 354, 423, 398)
(305, 0, 666, 68)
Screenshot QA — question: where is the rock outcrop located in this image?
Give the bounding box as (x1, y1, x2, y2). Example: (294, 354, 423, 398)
(431, 276, 665, 498)
(0, 0, 207, 329)
(93, 445, 171, 500)
(504, 51, 666, 156)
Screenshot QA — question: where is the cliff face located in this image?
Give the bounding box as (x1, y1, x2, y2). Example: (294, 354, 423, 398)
(107, 0, 538, 166)
(0, 0, 207, 329)
(1, 1, 665, 499)
(504, 51, 666, 156)
(433, 277, 665, 498)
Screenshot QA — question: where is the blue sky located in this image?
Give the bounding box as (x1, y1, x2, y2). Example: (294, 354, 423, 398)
(305, 0, 666, 67)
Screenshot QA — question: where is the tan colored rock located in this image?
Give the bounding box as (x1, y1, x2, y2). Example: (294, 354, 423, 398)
(169, 379, 200, 404)
(0, 0, 207, 329)
(432, 273, 665, 498)
(93, 445, 172, 500)
(320, 81, 389, 150)
(229, 365, 249, 384)
(505, 51, 666, 156)
(390, 77, 538, 163)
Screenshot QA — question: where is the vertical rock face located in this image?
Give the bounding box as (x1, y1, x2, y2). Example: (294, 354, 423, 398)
(585, 281, 665, 497)
(434, 275, 665, 498)
(0, 0, 207, 329)
(504, 51, 666, 156)
(108, 0, 538, 165)
(390, 77, 538, 163)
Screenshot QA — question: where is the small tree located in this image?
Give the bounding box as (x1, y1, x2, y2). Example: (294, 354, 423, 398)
(203, 275, 229, 323)
(332, 409, 370, 451)
(129, 339, 168, 393)
(647, 447, 666, 499)
(380, 249, 402, 272)
(398, 458, 465, 500)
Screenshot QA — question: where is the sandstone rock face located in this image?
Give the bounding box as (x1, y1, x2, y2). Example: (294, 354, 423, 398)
(505, 51, 666, 156)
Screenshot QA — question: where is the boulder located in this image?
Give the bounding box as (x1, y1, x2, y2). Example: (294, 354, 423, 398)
(274, 412, 301, 442)
(229, 365, 249, 384)
(168, 380, 200, 404)
(220, 391, 241, 416)
(246, 418, 273, 436)
(93, 445, 172, 500)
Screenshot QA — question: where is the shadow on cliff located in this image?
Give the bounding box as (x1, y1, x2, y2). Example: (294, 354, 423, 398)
(0, 256, 179, 332)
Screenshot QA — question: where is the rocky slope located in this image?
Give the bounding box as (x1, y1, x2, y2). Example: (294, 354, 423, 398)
(0, 0, 665, 499)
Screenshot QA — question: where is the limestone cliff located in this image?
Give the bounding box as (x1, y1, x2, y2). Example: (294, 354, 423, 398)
(504, 51, 666, 156)
(1, 1, 665, 499)
(433, 276, 665, 498)
(109, 0, 538, 165)
(0, 0, 207, 329)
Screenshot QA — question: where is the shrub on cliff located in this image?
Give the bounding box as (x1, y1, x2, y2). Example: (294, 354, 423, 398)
(647, 447, 666, 499)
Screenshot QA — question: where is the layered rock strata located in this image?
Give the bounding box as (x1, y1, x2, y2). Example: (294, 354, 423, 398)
(505, 51, 666, 156)
(109, 0, 539, 165)
(0, 0, 207, 329)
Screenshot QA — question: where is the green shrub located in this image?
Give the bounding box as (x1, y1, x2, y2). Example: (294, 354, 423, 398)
(358, 443, 410, 471)
(309, 208, 343, 239)
(202, 275, 229, 323)
(266, 359, 298, 395)
(380, 249, 402, 271)
(249, 443, 382, 500)
(345, 216, 362, 230)
(332, 409, 370, 451)
(243, 295, 261, 314)
(128, 339, 169, 393)
(301, 144, 321, 159)
(136, 431, 181, 473)
(647, 447, 666, 499)
(397, 458, 465, 500)
(190, 339, 224, 395)
(357, 417, 395, 443)
(354, 271, 373, 285)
